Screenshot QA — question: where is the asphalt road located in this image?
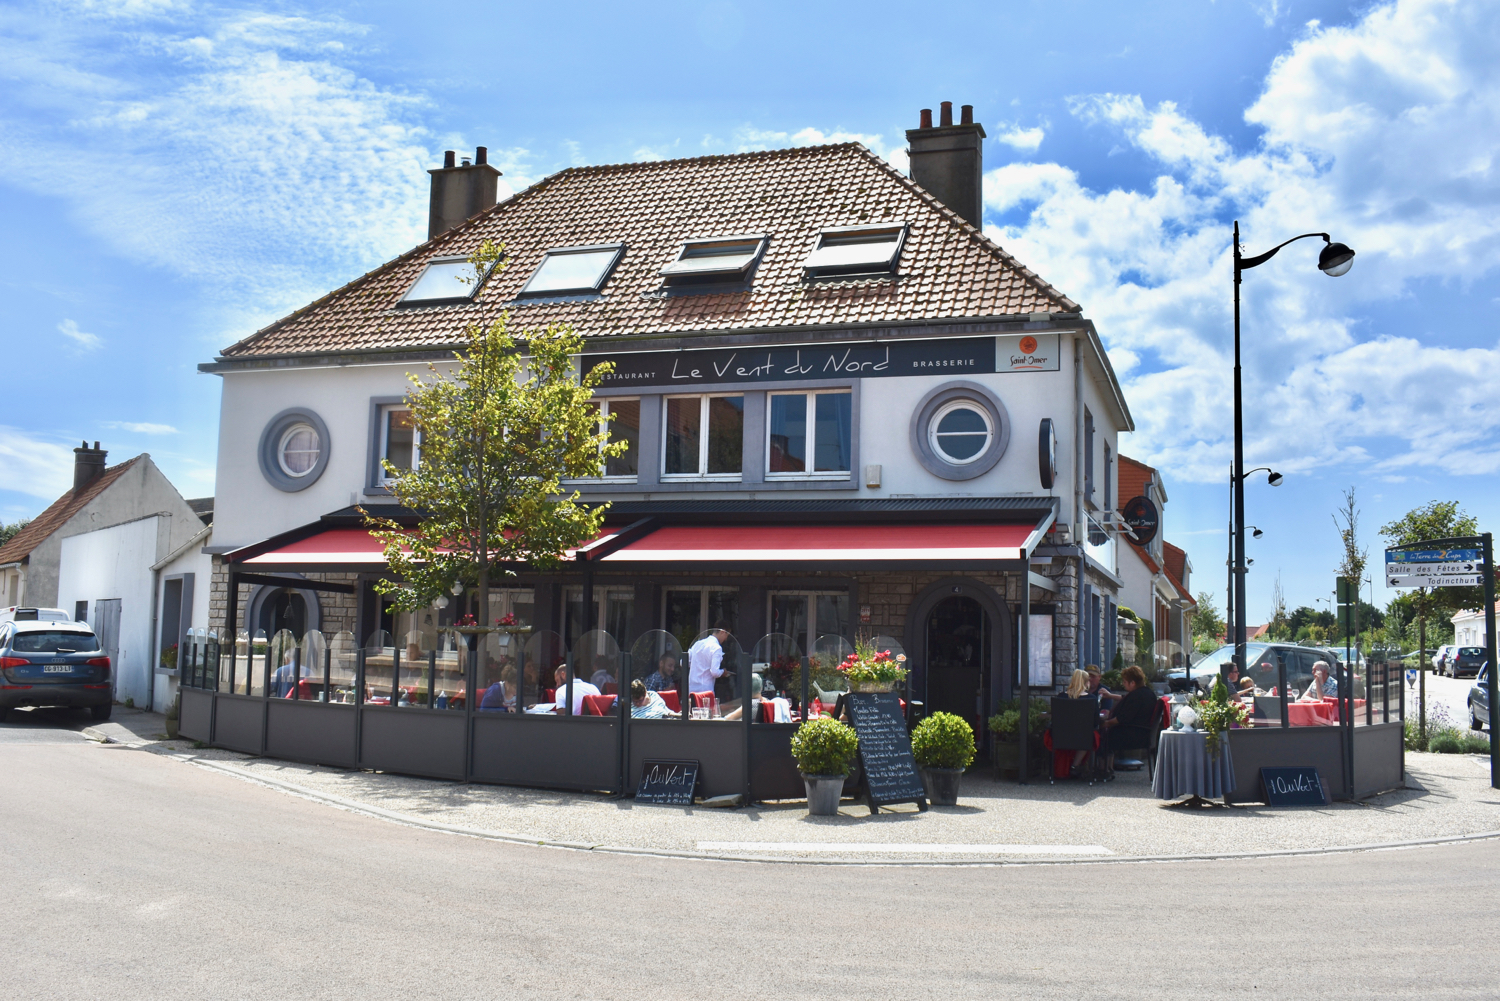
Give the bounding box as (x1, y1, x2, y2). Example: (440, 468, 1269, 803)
(4, 715, 1497, 1000)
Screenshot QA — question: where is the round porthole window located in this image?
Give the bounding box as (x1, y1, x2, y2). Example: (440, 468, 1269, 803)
(258, 408, 331, 492)
(277, 423, 321, 477)
(909, 381, 1010, 480)
(929, 401, 994, 464)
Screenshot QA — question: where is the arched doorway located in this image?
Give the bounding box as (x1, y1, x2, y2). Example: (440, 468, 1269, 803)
(924, 596, 989, 738)
(904, 577, 1012, 754)
(247, 579, 322, 642)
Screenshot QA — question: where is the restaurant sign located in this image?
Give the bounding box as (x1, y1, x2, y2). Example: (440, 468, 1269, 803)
(996, 333, 1060, 373)
(584, 336, 1010, 388)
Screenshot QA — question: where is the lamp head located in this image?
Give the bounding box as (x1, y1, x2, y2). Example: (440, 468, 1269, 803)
(449, 581, 465, 596)
(1318, 240, 1355, 277)
(1251, 527, 1264, 539)
(1267, 471, 1284, 486)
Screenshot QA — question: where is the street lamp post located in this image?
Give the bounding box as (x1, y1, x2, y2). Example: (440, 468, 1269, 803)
(1232, 221, 1354, 674)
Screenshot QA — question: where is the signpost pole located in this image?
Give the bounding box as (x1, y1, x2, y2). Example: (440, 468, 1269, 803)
(1019, 578, 1031, 786)
(1484, 533, 1497, 789)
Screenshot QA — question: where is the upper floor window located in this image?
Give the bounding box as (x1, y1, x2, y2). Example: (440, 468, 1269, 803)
(927, 400, 993, 466)
(398, 255, 489, 306)
(659, 235, 766, 285)
(767, 390, 851, 477)
(589, 398, 640, 479)
(278, 423, 322, 477)
(379, 406, 419, 482)
(802, 223, 906, 277)
(519, 244, 624, 297)
(664, 395, 743, 479)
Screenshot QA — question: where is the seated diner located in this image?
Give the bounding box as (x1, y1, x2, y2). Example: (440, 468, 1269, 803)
(553, 664, 601, 715)
(1100, 665, 1154, 773)
(1300, 661, 1338, 701)
(629, 680, 674, 719)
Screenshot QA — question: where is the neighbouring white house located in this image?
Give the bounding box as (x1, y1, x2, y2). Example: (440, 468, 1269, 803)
(1452, 603, 1497, 649)
(0, 444, 212, 712)
(1113, 454, 1194, 670)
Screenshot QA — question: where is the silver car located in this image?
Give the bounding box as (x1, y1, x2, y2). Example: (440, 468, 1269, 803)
(0, 620, 112, 722)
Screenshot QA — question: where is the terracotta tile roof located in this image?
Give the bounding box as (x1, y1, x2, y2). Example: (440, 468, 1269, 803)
(1117, 454, 1153, 507)
(0, 457, 143, 565)
(219, 143, 1080, 360)
(1162, 541, 1194, 606)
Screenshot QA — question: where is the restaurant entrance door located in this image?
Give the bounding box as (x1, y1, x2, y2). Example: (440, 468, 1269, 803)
(924, 596, 989, 739)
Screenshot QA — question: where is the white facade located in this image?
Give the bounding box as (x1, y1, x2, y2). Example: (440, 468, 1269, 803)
(57, 517, 163, 710)
(1452, 605, 1495, 648)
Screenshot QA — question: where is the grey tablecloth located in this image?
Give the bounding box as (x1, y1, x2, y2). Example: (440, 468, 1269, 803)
(1152, 729, 1236, 800)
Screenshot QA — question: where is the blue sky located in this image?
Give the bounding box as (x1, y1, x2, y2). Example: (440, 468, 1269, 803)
(2, 0, 1498, 623)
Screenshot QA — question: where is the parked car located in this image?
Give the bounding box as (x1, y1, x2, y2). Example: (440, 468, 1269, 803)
(0, 620, 112, 722)
(1448, 646, 1487, 679)
(1432, 644, 1458, 673)
(0, 607, 71, 624)
(1192, 642, 1343, 697)
(1470, 668, 1490, 731)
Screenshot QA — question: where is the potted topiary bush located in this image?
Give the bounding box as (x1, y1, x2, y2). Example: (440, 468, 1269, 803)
(910, 712, 975, 805)
(789, 717, 859, 815)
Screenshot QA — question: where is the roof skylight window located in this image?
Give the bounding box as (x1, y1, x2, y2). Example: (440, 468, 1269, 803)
(659, 235, 767, 283)
(519, 244, 624, 296)
(802, 223, 907, 277)
(398, 256, 491, 306)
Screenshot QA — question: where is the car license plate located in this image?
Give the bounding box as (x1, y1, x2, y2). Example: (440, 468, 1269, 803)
(43, 665, 73, 674)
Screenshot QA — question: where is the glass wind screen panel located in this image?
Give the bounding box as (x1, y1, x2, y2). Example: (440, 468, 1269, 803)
(815, 594, 851, 641)
(604, 399, 639, 477)
(664, 398, 701, 474)
(706, 396, 743, 474)
(524, 249, 618, 293)
(770, 595, 811, 652)
(661, 239, 761, 276)
(934, 406, 990, 460)
(384, 409, 416, 472)
(404, 260, 481, 301)
(813, 392, 852, 472)
(804, 229, 902, 271)
(768, 394, 807, 472)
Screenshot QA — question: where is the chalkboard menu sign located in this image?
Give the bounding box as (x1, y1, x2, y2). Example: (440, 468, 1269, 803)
(636, 759, 699, 805)
(845, 692, 928, 814)
(1259, 766, 1327, 806)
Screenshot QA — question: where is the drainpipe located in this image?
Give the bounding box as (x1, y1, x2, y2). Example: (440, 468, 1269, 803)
(1074, 336, 1085, 674)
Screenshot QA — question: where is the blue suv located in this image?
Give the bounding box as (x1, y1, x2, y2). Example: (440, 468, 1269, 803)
(0, 620, 112, 722)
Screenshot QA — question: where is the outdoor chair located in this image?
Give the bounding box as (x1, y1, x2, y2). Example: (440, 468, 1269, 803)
(1048, 696, 1101, 785)
(1107, 697, 1165, 780)
(581, 694, 616, 716)
(690, 691, 715, 709)
(657, 689, 681, 713)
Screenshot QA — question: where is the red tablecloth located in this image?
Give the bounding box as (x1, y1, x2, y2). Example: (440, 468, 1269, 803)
(1287, 702, 1331, 726)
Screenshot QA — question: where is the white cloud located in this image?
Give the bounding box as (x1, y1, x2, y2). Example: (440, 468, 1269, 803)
(56, 318, 101, 351)
(728, 125, 909, 172)
(993, 123, 1045, 152)
(0, 5, 530, 325)
(0, 428, 74, 499)
(984, 0, 1500, 485)
(102, 421, 178, 434)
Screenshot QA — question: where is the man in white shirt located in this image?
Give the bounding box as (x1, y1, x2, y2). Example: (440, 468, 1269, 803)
(553, 664, 601, 715)
(687, 623, 731, 695)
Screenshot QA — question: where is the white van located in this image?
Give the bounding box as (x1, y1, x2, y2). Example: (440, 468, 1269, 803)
(0, 607, 72, 624)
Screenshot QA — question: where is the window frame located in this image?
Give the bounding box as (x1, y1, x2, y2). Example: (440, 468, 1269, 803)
(801, 222, 907, 278)
(397, 254, 492, 307)
(925, 399, 995, 467)
(376, 404, 421, 486)
(660, 393, 745, 481)
(258, 407, 330, 493)
(659, 234, 767, 284)
(764, 389, 854, 480)
(592, 397, 640, 481)
(766, 589, 853, 656)
(908, 381, 1010, 481)
(518, 243, 625, 298)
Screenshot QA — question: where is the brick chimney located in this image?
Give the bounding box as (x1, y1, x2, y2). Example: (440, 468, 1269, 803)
(427, 146, 502, 240)
(905, 102, 986, 227)
(73, 441, 107, 493)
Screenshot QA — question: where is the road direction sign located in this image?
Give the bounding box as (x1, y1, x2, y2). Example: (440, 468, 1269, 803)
(1385, 546, 1484, 588)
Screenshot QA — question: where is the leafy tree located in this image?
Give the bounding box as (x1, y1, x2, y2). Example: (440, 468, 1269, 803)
(1267, 573, 1289, 640)
(367, 244, 623, 625)
(1189, 590, 1225, 649)
(1333, 486, 1369, 640)
(0, 519, 29, 546)
(1380, 501, 1483, 618)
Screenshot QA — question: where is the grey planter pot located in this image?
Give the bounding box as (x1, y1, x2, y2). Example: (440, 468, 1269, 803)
(921, 766, 963, 806)
(802, 773, 846, 816)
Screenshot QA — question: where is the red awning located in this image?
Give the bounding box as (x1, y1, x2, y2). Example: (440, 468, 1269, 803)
(236, 528, 616, 567)
(595, 522, 1038, 566)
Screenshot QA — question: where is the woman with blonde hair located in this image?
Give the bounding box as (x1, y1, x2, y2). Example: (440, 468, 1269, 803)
(1065, 668, 1091, 699)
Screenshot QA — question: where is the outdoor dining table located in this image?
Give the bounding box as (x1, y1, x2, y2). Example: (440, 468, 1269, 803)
(1151, 728, 1237, 801)
(1286, 702, 1331, 726)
